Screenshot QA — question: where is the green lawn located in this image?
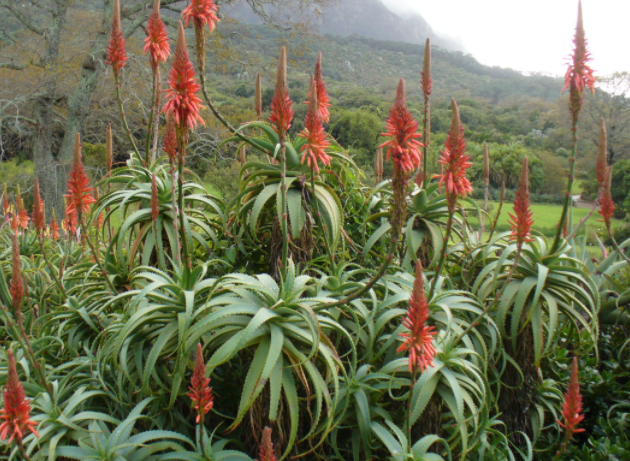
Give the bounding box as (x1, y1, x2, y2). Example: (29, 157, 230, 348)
(468, 201, 622, 236)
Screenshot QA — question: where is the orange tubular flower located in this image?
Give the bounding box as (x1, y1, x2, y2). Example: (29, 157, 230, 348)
(508, 158, 534, 248)
(106, 0, 128, 76)
(163, 114, 178, 164)
(187, 343, 214, 423)
(33, 179, 45, 236)
(269, 47, 294, 138)
(557, 357, 585, 439)
(379, 78, 423, 173)
(562, 1, 595, 125)
(305, 52, 330, 123)
(257, 427, 276, 461)
(151, 173, 159, 222)
(599, 167, 614, 230)
(144, 0, 170, 71)
(397, 261, 437, 373)
(436, 100, 472, 210)
(50, 208, 60, 241)
(163, 22, 204, 132)
(0, 351, 38, 444)
(182, 0, 219, 31)
(299, 76, 331, 173)
(64, 134, 96, 227)
(596, 118, 608, 192)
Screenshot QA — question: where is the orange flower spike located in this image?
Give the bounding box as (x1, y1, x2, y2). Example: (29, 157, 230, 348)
(182, 0, 219, 31)
(32, 178, 45, 236)
(269, 47, 294, 138)
(10, 233, 23, 315)
(436, 100, 473, 209)
(187, 343, 214, 423)
(163, 114, 178, 165)
(257, 427, 277, 461)
(50, 208, 60, 241)
(106, 0, 128, 76)
(599, 167, 615, 230)
(144, 0, 170, 71)
(151, 173, 159, 222)
(562, 1, 595, 125)
(596, 118, 608, 192)
(557, 357, 585, 439)
(422, 39, 432, 99)
(397, 260, 437, 373)
(379, 78, 423, 173)
(305, 52, 330, 123)
(508, 158, 534, 249)
(0, 350, 39, 444)
(163, 22, 204, 131)
(64, 134, 96, 226)
(299, 76, 331, 173)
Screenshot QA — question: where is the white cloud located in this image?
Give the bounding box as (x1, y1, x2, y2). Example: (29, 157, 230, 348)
(381, 0, 630, 76)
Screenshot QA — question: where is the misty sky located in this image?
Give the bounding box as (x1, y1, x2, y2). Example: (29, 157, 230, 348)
(381, 0, 630, 77)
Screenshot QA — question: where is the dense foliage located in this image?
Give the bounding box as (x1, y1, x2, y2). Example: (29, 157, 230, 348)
(1, 2, 629, 461)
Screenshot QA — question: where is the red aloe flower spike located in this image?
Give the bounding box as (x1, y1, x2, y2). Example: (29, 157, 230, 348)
(151, 173, 159, 222)
(64, 134, 96, 228)
(163, 114, 178, 165)
(598, 167, 614, 230)
(379, 78, 424, 173)
(50, 208, 60, 241)
(436, 99, 472, 210)
(187, 343, 214, 423)
(32, 178, 45, 236)
(255, 72, 262, 120)
(562, 1, 595, 125)
(422, 39, 432, 99)
(0, 350, 39, 444)
(182, 0, 219, 31)
(269, 46, 294, 138)
(106, 123, 113, 174)
(596, 118, 608, 192)
(106, 0, 128, 76)
(304, 52, 330, 123)
(10, 233, 23, 317)
(298, 76, 331, 173)
(163, 22, 204, 132)
(144, 0, 170, 72)
(508, 158, 534, 249)
(256, 426, 276, 461)
(557, 357, 585, 439)
(397, 260, 437, 373)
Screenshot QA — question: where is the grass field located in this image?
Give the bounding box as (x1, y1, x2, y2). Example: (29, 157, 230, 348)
(467, 201, 622, 236)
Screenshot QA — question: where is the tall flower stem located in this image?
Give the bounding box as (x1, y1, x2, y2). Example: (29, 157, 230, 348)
(80, 219, 117, 294)
(551, 126, 578, 253)
(145, 71, 160, 166)
(38, 236, 67, 298)
(311, 173, 336, 271)
(280, 140, 289, 276)
(177, 134, 190, 268)
(114, 74, 141, 161)
(406, 369, 417, 452)
(170, 165, 182, 267)
(428, 212, 454, 300)
(487, 182, 506, 243)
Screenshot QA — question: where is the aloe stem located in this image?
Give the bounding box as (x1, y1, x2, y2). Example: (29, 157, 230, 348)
(170, 165, 182, 267)
(280, 141, 289, 276)
(80, 217, 117, 295)
(428, 209, 455, 300)
(145, 71, 159, 166)
(552, 125, 579, 253)
(311, 173, 336, 271)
